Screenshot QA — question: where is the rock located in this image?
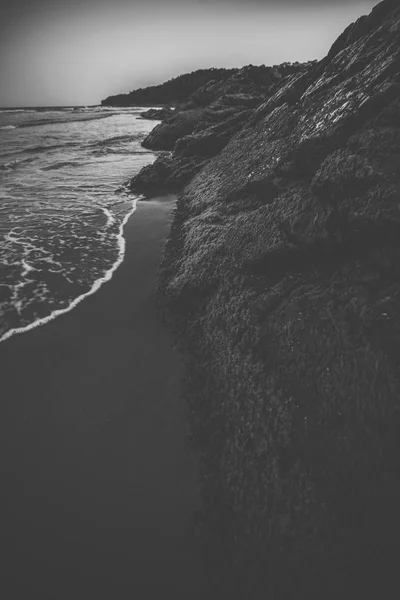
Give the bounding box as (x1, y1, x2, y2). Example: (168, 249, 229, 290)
(136, 59, 316, 177)
(135, 106, 254, 193)
(175, 109, 252, 159)
(141, 109, 203, 150)
(130, 153, 209, 196)
(157, 1, 400, 597)
(140, 107, 174, 120)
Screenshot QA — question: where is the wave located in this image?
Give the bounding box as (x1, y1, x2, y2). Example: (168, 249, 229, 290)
(0, 141, 82, 161)
(0, 109, 35, 113)
(0, 142, 84, 162)
(90, 133, 145, 155)
(99, 206, 116, 228)
(93, 147, 152, 156)
(0, 195, 144, 345)
(41, 160, 82, 171)
(18, 113, 116, 129)
(24, 141, 81, 154)
(95, 133, 142, 146)
(0, 157, 36, 170)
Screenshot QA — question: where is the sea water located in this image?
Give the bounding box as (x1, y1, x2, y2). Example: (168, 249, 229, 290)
(0, 106, 158, 342)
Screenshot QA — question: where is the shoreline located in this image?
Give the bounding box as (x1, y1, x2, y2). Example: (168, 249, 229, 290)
(0, 195, 230, 599)
(0, 196, 142, 344)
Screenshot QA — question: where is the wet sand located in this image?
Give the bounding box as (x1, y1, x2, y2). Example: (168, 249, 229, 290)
(0, 196, 227, 599)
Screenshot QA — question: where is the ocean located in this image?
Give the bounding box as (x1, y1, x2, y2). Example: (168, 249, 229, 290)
(0, 106, 158, 342)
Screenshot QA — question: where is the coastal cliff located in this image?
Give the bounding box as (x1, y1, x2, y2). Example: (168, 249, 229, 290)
(136, 0, 400, 596)
(101, 67, 238, 107)
(130, 62, 316, 193)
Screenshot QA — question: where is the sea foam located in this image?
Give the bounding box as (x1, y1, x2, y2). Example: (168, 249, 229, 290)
(0, 196, 143, 344)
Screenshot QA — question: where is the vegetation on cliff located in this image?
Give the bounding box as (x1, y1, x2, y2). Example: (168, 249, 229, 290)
(133, 0, 400, 597)
(101, 67, 238, 107)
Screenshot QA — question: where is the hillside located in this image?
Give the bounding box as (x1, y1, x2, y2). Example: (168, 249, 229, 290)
(129, 0, 400, 597)
(101, 67, 239, 107)
(130, 61, 316, 190)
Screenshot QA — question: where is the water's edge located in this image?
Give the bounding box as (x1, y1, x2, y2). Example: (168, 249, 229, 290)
(0, 195, 143, 344)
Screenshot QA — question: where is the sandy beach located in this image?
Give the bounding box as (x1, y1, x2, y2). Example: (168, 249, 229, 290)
(0, 195, 228, 599)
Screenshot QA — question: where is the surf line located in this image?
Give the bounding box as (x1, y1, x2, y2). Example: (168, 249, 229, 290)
(0, 195, 144, 344)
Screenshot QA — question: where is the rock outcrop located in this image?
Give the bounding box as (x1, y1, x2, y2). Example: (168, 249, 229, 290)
(141, 108, 204, 150)
(129, 152, 209, 196)
(131, 62, 316, 195)
(140, 107, 174, 120)
(143, 1, 400, 597)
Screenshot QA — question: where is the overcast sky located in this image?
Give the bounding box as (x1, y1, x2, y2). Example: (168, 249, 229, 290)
(0, 0, 378, 107)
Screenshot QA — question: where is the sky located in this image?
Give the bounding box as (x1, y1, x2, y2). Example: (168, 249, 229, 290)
(0, 0, 379, 107)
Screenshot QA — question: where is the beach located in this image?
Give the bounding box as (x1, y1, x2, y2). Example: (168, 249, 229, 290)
(0, 195, 228, 599)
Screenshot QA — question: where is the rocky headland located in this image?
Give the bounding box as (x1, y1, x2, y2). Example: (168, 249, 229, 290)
(130, 62, 316, 194)
(108, 0, 400, 596)
(101, 67, 238, 107)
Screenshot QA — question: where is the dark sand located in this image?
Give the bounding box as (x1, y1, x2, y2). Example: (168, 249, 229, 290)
(0, 197, 229, 599)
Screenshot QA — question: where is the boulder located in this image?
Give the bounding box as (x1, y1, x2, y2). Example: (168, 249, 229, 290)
(140, 107, 174, 120)
(141, 109, 203, 150)
(130, 153, 209, 196)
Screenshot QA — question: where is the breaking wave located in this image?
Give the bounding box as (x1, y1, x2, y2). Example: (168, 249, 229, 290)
(0, 106, 158, 342)
(18, 114, 116, 129)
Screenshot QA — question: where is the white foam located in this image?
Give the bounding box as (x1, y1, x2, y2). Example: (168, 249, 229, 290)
(11, 278, 35, 313)
(21, 259, 36, 275)
(0, 196, 143, 344)
(38, 256, 62, 268)
(99, 206, 115, 228)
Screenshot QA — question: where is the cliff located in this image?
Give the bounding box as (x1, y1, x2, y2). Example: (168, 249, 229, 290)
(101, 67, 238, 107)
(139, 0, 400, 597)
(130, 62, 316, 193)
